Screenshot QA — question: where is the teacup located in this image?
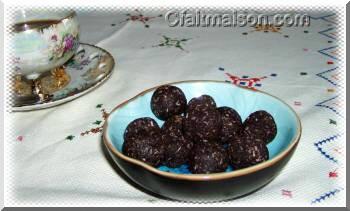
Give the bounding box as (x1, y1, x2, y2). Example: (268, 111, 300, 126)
(12, 10, 80, 80)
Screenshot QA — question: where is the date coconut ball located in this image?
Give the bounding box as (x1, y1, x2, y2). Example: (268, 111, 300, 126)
(217, 106, 243, 144)
(189, 142, 229, 174)
(151, 85, 187, 120)
(184, 95, 222, 143)
(243, 110, 277, 144)
(228, 132, 269, 170)
(161, 115, 193, 168)
(186, 95, 216, 113)
(122, 117, 164, 167)
(124, 117, 161, 141)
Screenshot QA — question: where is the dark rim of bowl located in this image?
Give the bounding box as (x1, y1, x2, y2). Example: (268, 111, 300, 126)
(13, 11, 76, 33)
(103, 80, 302, 181)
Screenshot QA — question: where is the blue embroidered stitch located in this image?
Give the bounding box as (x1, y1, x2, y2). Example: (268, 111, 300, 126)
(310, 14, 337, 24)
(316, 67, 339, 86)
(314, 134, 341, 163)
(318, 28, 336, 40)
(318, 46, 339, 60)
(311, 188, 343, 204)
(315, 95, 343, 117)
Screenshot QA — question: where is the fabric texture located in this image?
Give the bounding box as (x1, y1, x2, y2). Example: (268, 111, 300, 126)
(8, 11, 345, 207)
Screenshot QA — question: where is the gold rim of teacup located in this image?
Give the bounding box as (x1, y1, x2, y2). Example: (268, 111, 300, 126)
(12, 11, 76, 33)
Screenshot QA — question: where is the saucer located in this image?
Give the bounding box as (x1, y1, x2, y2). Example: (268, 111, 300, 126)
(12, 43, 115, 111)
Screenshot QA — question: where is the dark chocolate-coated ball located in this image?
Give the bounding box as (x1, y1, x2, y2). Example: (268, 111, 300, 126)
(161, 115, 184, 137)
(124, 117, 161, 142)
(217, 106, 242, 144)
(161, 115, 193, 167)
(228, 133, 269, 169)
(123, 117, 164, 167)
(184, 107, 222, 143)
(184, 95, 221, 142)
(243, 110, 277, 144)
(189, 142, 229, 174)
(151, 85, 187, 120)
(186, 95, 216, 114)
(122, 133, 164, 167)
(161, 134, 193, 168)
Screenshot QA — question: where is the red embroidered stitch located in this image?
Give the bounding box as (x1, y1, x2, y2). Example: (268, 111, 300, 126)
(225, 73, 267, 90)
(282, 189, 293, 198)
(17, 136, 23, 142)
(294, 101, 302, 106)
(81, 108, 109, 136)
(329, 169, 338, 178)
(120, 9, 162, 28)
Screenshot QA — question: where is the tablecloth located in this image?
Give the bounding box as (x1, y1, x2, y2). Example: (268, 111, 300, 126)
(7, 10, 345, 207)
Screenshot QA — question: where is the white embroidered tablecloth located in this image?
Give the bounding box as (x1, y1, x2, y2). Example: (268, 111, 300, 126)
(6, 10, 345, 207)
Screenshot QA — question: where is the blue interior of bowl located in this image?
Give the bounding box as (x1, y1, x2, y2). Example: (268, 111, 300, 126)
(107, 81, 299, 174)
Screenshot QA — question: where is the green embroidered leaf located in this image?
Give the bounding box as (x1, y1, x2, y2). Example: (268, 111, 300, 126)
(65, 135, 75, 141)
(96, 104, 103, 108)
(93, 120, 102, 125)
(329, 119, 337, 125)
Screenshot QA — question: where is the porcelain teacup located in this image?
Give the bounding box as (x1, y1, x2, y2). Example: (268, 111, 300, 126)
(12, 10, 80, 80)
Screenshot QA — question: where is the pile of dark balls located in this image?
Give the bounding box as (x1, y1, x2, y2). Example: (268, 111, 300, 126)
(122, 85, 277, 174)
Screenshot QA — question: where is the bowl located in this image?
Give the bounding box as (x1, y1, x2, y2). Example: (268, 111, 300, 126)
(12, 10, 80, 79)
(103, 80, 302, 202)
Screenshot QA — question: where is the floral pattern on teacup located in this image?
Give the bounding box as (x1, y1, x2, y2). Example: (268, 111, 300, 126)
(43, 20, 79, 61)
(12, 14, 80, 76)
(12, 14, 79, 76)
(48, 33, 79, 61)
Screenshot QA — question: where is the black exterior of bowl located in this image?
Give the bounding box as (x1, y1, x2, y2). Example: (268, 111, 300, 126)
(105, 141, 298, 202)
